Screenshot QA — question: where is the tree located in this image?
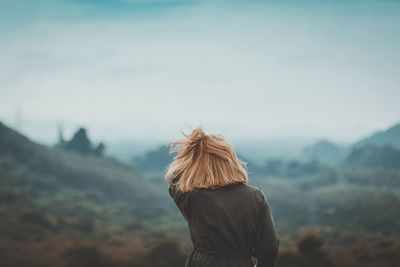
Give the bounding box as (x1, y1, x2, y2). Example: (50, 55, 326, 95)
(94, 142, 106, 157)
(64, 128, 92, 155)
(58, 127, 106, 157)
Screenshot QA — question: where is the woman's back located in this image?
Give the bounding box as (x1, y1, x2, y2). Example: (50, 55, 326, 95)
(169, 180, 279, 267)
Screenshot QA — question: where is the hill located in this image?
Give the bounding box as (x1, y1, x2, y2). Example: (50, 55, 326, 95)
(302, 140, 348, 165)
(352, 123, 400, 149)
(342, 145, 400, 169)
(301, 122, 400, 165)
(132, 145, 172, 175)
(0, 121, 173, 242)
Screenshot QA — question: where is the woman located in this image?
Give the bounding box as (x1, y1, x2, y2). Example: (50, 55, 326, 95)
(165, 127, 279, 267)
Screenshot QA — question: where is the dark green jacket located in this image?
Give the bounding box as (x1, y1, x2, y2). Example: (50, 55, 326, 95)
(169, 179, 279, 267)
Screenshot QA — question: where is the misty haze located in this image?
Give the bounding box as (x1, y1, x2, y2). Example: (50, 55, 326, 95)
(1, 0, 400, 267)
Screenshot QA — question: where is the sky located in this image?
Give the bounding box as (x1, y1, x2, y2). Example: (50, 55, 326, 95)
(0, 0, 399, 145)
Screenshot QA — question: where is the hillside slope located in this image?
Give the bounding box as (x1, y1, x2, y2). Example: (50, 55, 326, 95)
(352, 123, 400, 149)
(0, 122, 172, 242)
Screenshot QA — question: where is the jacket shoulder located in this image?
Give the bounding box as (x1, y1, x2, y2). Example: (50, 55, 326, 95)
(243, 184, 265, 198)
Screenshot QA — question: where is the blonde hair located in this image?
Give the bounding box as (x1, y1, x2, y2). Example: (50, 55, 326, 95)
(165, 126, 248, 192)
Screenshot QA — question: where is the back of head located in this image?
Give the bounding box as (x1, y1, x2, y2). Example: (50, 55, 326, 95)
(165, 126, 248, 192)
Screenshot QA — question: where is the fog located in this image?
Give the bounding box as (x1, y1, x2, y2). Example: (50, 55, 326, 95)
(0, 0, 399, 145)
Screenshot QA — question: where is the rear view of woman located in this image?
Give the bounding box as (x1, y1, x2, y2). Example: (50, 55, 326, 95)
(165, 127, 279, 267)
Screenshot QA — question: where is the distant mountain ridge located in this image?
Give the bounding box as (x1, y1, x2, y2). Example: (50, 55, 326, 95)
(302, 140, 348, 165)
(352, 123, 400, 149)
(302, 122, 400, 165)
(130, 122, 400, 169)
(343, 145, 400, 169)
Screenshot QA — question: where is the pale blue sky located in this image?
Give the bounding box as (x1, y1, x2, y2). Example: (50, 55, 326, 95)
(0, 0, 399, 144)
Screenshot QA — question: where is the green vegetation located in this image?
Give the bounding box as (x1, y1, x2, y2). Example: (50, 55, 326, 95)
(0, 121, 399, 267)
(0, 122, 176, 243)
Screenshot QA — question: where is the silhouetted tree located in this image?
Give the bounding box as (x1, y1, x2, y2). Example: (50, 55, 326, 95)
(94, 142, 106, 157)
(57, 127, 106, 157)
(64, 128, 92, 155)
